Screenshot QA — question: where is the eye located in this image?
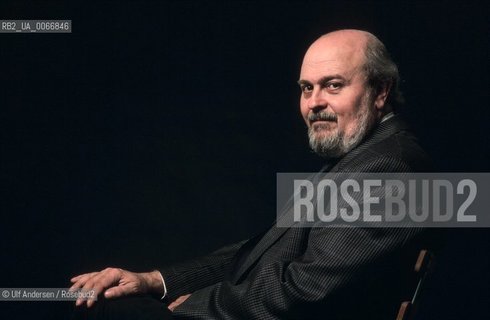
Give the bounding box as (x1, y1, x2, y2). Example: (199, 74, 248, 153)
(326, 82, 343, 91)
(300, 84, 313, 93)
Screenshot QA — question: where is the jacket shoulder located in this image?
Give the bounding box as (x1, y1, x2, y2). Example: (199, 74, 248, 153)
(336, 118, 432, 173)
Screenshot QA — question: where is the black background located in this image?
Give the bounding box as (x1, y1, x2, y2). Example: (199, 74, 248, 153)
(0, 1, 488, 319)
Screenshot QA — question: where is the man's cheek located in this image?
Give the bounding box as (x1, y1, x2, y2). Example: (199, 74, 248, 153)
(340, 119, 357, 136)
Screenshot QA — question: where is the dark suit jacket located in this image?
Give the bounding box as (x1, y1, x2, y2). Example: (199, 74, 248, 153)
(160, 115, 435, 319)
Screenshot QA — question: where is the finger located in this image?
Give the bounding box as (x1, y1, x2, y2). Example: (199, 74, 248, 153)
(71, 272, 98, 282)
(76, 297, 86, 307)
(168, 298, 183, 311)
(168, 301, 178, 311)
(77, 281, 103, 307)
(72, 274, 101, 306)
(168, 294, 191, 311)
(80, 268, 123, 307)
(89, 268, 122, 293)
(70, 273, 97, 291)
(71, 273, 88, 282)
(70, 275, 81, 282)
(104, 285, 127, 299)
(86, 292, 102, 308)
(80, 268, 119, 291)
(77, 283, 100, 307)
(70, 272, 99, 288)
(71, 280, 90, 294)
(75, 274, 105, 307)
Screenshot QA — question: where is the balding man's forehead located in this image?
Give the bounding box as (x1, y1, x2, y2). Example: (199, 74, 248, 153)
(299, 60, 362, 82)
(306, 38, 367, 58)
(300, 51, 366, 85)
(304, 45, 363, 61)
(302, 45, 365, 71)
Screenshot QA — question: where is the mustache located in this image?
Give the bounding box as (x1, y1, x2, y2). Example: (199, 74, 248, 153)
(308, 112, 338, 122)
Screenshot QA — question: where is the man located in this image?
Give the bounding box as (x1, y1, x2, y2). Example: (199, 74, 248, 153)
(71, 29, 432, 319)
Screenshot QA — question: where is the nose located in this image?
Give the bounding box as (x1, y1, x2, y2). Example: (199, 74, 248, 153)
(307, 87, 328, 111)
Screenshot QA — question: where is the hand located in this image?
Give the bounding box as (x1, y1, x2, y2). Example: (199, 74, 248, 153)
(168, 294, 191, 311)
(70, 268, 164, 308)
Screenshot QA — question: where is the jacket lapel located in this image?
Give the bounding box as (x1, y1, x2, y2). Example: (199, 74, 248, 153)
(231, 116, 406, 283)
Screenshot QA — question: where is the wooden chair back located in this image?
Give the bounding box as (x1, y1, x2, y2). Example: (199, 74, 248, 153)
(396, 249, 434, 320)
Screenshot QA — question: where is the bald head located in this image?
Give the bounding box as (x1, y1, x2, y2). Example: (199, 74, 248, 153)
(306, 29, 372, 57)
(302, 30, 380, 84)
(301, 29, 401, 111)
(298, 29, 400, 158)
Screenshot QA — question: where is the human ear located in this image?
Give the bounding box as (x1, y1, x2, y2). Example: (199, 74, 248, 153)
(374, 82, 391, 110)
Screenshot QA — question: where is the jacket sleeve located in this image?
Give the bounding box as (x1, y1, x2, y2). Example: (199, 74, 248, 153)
(172, 226, 423, 319)
(159, 240, 247, 300)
